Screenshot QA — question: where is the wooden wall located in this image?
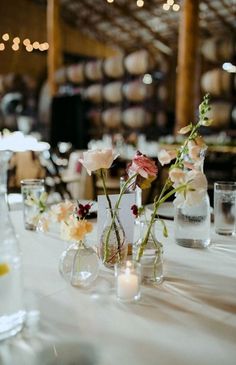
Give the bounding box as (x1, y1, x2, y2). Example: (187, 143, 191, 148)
(0, 0, 117, 79)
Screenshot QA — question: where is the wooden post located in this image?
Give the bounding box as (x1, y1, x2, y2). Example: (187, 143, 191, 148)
(47, 0, 62, 96)
(175, 0, 199, 133)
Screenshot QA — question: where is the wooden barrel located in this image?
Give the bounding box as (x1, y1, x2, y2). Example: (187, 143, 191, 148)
(124, 50, 154, 75)
(207, 102, 234, 129)
(87, 109, 102, 127)
(85, 84, 103, 103)
(55, 67, 67, 85)
(67, 63, 84, 84)
(123, 79, 154, 102)
(123, 107, 151, 128)
(201, 38, 235, 62)
(103, 82, 122, 103)
(201, 69, 233, 96)
(102, 107, 122, 129)
(85, 60, 103, 81)
(103, 55, 124, 79)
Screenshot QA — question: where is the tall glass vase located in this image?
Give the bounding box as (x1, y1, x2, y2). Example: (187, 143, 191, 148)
(99, 208, 127, 268)
(0, 193, 25, 340)
(174, 150, 211, 248)
(133, 220, 163, 284)
(0, 150, 12, 194)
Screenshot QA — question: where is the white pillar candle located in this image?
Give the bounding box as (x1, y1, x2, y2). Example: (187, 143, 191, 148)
(117, 268, 139, 300)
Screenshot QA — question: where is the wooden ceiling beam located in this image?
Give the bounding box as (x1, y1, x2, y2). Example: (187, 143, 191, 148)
(111, 1, 172, 55)
(202, 0, 236, 33)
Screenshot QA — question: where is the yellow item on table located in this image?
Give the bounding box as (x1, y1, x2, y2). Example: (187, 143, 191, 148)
(0, 263, 10, 276)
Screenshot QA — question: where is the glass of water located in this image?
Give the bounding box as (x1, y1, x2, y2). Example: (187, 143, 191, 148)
(21, 179, 45, 231)
(214, 182, 236, 236)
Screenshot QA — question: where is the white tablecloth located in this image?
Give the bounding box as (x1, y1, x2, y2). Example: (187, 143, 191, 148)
(1, 211, 236, 365)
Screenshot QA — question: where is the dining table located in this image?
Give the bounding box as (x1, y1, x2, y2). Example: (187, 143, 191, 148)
(0, 209, 236, 365)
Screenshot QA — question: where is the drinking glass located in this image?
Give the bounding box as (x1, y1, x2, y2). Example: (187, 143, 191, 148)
(214, 182, 236, 236)
(21, 179, 45, 230)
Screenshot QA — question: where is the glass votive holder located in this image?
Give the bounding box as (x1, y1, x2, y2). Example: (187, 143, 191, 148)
(114, 260, 141, 303)
(21, 179, 45, 231)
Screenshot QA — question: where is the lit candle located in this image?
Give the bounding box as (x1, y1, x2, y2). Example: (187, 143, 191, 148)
(115, 261, 141, 302)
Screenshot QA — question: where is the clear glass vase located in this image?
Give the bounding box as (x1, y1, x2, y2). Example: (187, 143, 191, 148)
(0, 193, 26, 340)
(0, 150, 12, 194)
(99, 208, 127, 268)
(59, 239, 99, 288)
(174, 149, 211, 248)
(133, 220, 163, 284)
(174, 193, 211, 248)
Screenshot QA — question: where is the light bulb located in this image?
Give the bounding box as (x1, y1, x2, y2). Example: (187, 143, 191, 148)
(167, 0, 174, 5)
(163, 3, 170, 11)
(173, 4, 180, 11)
(12, 43, 19, 51)
(13, 37, 20, 43)
(33, 41, 40, 49)
(0, 43, 5, 51)
(26, 44, 33, 52)
(137, 0, 144, 7)
(2, 33, 9, 41)
(23, 38, 30, 46)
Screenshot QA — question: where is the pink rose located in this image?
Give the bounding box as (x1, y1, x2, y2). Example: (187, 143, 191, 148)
(158, 149, 177, 166)
(79, 149, 119, 175)
(128, 151, 157, 179)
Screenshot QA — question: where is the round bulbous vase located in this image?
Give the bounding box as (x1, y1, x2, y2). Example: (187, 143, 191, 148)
(59, 239, 100, 288)
(133, 220, 163, 285)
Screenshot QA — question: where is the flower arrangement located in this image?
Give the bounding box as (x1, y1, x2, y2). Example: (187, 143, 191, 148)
(50, 200, 93, 242)
(134, 94, 212, 260)
(79, 149, 158, 266)
(80, 94, 212, 267)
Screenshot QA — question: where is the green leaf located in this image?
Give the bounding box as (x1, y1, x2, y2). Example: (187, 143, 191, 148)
(159, 219, 168, 238)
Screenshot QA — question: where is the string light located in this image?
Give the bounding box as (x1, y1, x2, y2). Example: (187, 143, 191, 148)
(163, 3, 170, 10)
(163, 1, 180, 12)
(0, 34, 49, 52)
(33, 41, 40, 49)
(12, 43, 19, 51)
(23, 38, 30, 46)
(173, 3, 180, 11)
(26, 44, 33, 52)
(13, 37, 20, 43)
(2, 33, 9, 41)
(137, 0, 144, 7)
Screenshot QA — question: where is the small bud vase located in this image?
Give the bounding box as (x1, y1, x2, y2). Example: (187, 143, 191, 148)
(99, 208, 127, 268)
(133, 220, 163, 284)
(59, 239, 99, 288)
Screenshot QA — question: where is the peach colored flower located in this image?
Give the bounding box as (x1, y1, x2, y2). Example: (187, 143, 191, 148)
(187, 140, 202, 161)
(169, 168, 185, 183)
(51, 200, 75, 223)
(158, 149, 177, 166)
(174, 170, 208, 207)
(79, 149, 119, 175)
(128, 151, 157, 179)
(61, 218, 93, 242)
(178, 125, 192, 134)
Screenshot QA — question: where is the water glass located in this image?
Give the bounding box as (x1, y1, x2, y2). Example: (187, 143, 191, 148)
(115, 261, 141, 302)
(21, 179, 45, 231)
(214, 182, 236, 236)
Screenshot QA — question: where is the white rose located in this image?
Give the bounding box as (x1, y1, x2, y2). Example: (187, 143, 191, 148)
(79, 149, 119, 175)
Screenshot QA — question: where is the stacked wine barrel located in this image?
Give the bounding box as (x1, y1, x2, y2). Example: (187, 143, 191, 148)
(201, 37, 236, 129)
(53, 49, 168, 136)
